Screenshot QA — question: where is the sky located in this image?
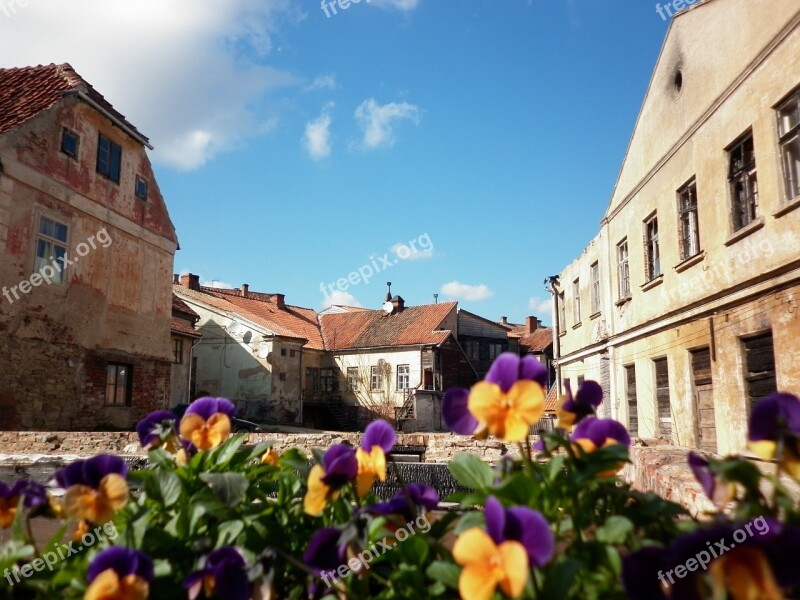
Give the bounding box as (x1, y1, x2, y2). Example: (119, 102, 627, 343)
(0, 0, 672, 325)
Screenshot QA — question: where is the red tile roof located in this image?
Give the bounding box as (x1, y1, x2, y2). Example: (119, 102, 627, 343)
(0, 63, 148, 142)
(509, 325, 553, 353)
(320, 302, 457, 350)
(171, 294, 201, 338)
(171, 316, 201, 338)
(544, 384, 559, 413)
(172, 294, 199, 320)
(174, 285, 326, 350)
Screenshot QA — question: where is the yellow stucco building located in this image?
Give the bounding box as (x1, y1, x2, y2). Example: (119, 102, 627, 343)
(556, 0, 800, 454)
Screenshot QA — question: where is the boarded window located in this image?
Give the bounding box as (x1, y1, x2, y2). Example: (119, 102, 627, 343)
(691, 348, 716, 453)
(654, 358, 671, 440)
(625, 365, 638, 436)
(743, 333, 777, 411)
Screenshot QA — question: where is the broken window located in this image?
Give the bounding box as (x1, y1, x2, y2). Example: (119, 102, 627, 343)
(678, 179, 701, 260)
(743, 332, 777, 412)
(778, 90, 800, 202)
(654, 358, 671, 440)
(728, 132, 758, 230)
(624, 364, 638, 436)
(97, 134, 122, 183)
(644, 214, 660, 281)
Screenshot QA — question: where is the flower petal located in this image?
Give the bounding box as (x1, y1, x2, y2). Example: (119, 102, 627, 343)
(321, 444, 358, 489)
(185, 397, 236, 421)
(88, 547, 154, 583)
(483, 496, 506, 545)
(304, 465, 331, 517)
(497, 541, 528, 599)
(485, 353, 521, 393)
(443, 387, 479, 435)
(688, 451, 715, 500)
(99, 473, 130, 514)
(362, 420, 396, 453)
(519, 355, 548, 387)
(304, 528, 343, 574)
(505, 507, 554, 568)
(459, 563, 501, 600)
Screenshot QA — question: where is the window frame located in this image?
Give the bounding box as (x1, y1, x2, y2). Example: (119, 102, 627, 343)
(96, 134, 122, 183)
(370, 366, 381, 391)
(347, 367, 359, 392)
(488, 343, 503, 360)
(396, 364, 410, 391)
(677, 179, 701, 260)
(34, 215, 69, 284)
(134, 176, 148, 200)
(558, 292, 566, 331)
(644, 214, 661, 281)
(777, 90, 800, 203)
(590, 262, 600, 315)
(61, 128, 80, 159)
(617, 239, 630, 300)
(572, 279, 581, 325)
(173, 339, 184, 364)
(727, 131, 759, 231)
(105, 363, 133, 407)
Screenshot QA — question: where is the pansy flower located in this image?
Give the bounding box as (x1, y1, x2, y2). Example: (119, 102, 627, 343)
(55, 455, 129, 524)
(0, 481, 27, 528)
(85, 547, 154, 600)
(371, 484, 439, 522)
(185, 547, 251, 600)
(557, 380, 603, 429)
(176, 441, 198, 466)
(179, 397, 236, 451)
(687, 451, 735, 506)
(484, 496, 554, 568)
(304, 444, 358, 516)
(261, 447, 280, 466)
(136, 410, 179, 451)
(748, 392, 800, 478)
(356, 420, 396, 497)
(571, 417, 630, 476)
(453, 527, 528, 600)
(443, 352, 547, 442)
(304, 527, 345, 597)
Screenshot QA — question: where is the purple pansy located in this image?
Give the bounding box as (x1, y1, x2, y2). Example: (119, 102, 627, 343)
(136, 410, 178, 448)
(320, 444, 358, 489)
(88, 547, 154, 584)
(571, 417, 631, 449)
(371, 484, 439, 521)
(54, 454, 128, 489)
(748, 392, 800, 443)
(559, 380, 603, 426)
(185, 397, 237, 420)
(361, 420, 397, 453)
(442, 387, 480, 435)
(484, 496, 554, 568)
(185, 546, 251, 600)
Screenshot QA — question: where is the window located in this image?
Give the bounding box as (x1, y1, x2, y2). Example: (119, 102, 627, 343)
(678, 180, 701, 259)
(61, 128, 79, 158)
(576, 375, 585, 388)
(728, 132, 758, 230)
(370, 366, 381, 391)
(778, 90, 800, 202)
(173, 339, 184, 364)
(488, 343, 503, 360)
(654, 358, 671, 439)
(290, 349, 296, 358)
(558, 292, 566, 330)
(279, 372, 286, 382)
(464, 341, 479, 360)
(320, 368, 338, 392)
(35, 215, 68, 283)
(572, 279, 581, 324)
(347, 367, 359, 391)
(305, 367, 320, 392)
(397, 364, 410, 390)
(624, 365, 638, 436)
(96, 134, 122, 183)
(590, 262, 600, 314)
(617, 240, 630, 299)
(742, 332, 777, 412)
(105, 363, 132, 406)
(644, 215, 661, 280)
(280, 348, 287, 356)
(134, 176, 148, 200)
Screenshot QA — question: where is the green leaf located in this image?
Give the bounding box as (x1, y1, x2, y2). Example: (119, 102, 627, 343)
(156, 470, 183, 507)
(541, 557, 583, 598)
(213, 435, 246, 466)
(426, 561, 460, 589)
(448, 453, 493, 491)
(596, 516, 634, 545)
(453, 510, 484, 535)
(217, 520, 245, 546)
(199, 472, 250, 507)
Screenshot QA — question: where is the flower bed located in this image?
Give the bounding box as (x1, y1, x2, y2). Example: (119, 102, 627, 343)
(1, 353, 799, 599)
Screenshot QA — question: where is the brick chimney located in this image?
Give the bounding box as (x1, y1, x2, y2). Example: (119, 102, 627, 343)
(273, 293, 286, 310)
(180, 273, 200, 291)
(526, 316, 538, 333)
(241, 284, 249, 298)
(499, 316, 508, 326)
(173, 273, 180, 284)
(390, 295, 405, 313)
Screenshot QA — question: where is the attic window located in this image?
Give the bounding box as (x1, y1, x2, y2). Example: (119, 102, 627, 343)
(135, 176, 148, 200)
(673, 69, 684, 96)
(61, 129, 79, 159)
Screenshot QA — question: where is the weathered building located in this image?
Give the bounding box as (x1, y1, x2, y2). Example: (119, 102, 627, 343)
(505, 316, 556, 393)
(555, 0, 800, 453)
(0, 64, 178, 430)
(457, 309, 511, 379)
(170, 293, 201, 407)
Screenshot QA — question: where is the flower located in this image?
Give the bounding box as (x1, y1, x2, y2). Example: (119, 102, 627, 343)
(20, 481, 49, 509)
(304, 528, 345, 598)
(260, 447, 280, 466)
(557, 380, 603, 429)
(443, 353, 546, 442)
(356, 420, 396, 497)
(571, 417, 631, 453)
(136, 410, 179, 450)
(185, 547, 251, 600)
(0, 481, 27, 528)
(453, 528, 528, 600)
(484, 496, 554, 568)
(748, 392, 800, 478)
(371, 484, 439, 522)
(687, 451, 735, 506)
(55, 455, 129, 523)
(85, 547, 154, 600)
(304, 444, 358, 516)
(176, 441, 198, 466)
(179, 397, 236, 451)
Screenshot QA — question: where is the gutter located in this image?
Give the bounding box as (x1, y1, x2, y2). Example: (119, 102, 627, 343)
(61, 90, 154, 150)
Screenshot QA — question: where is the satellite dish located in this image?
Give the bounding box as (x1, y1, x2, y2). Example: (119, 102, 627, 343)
(382, 301, 394, 314)
(227, 320, 243, 336)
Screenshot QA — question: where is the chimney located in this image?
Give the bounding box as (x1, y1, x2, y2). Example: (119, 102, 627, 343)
(241, 284, 249, 298)
(391, 295, 405, 313)
(173, 274, 180, 284)
(180, 273, 200, 291)
(499, 316, 508, 326)
(526, 316, 538, 333)
(273, 293, 286, 310)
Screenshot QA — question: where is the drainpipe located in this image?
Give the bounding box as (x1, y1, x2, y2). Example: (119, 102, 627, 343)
(544, 276, 562, 394)
(187, 336, 202, 404)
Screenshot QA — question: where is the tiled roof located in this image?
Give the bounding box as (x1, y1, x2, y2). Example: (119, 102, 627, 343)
(172, 294, 199, 320)
(544, 383, 559, 413)
(509, 325, 553, 353)
(0, 63, 148, 142)
(174, 285, 326, 351)
(171, 316, 201, 338)
(320, 302, 456, 350)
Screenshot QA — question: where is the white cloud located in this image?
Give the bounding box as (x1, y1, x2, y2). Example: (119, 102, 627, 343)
(321, 290, 362, 308)
(440, 281, 494, 302)
(528, 296, 554, 320)
(303, 103, 334, 160)
(369, 0, 421, 10)
(0, 0, 304, 170)
(353, 98, 420, 150)
(305, 74, 337, 92)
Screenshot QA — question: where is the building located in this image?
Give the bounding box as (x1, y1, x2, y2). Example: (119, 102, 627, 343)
(555, 0, 800, 454)
(0, 64, 178, 430)
(170, 293, 201, 407)
(505, 316, 556, 392)
(457, 309, 511, 379)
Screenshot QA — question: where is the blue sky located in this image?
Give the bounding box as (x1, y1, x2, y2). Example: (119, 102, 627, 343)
(0, 0, 672, 324)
